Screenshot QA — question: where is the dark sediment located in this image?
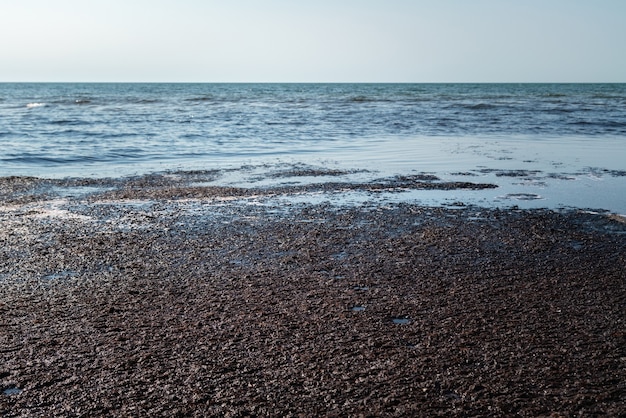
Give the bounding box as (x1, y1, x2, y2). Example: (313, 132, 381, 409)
(0, 174, 625, 416)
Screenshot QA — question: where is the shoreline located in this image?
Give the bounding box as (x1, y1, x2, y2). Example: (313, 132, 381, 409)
(1, 174, 625, 416)
(2, 134, 626, 213)
(1, 162, 625, 214)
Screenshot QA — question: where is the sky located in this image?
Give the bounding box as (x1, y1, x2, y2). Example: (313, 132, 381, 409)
(1, 0, 625, 82)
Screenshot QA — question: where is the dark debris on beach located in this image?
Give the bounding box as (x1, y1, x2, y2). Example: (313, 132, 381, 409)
(0, 174, 625, 417)
(0, 171, 498, 204)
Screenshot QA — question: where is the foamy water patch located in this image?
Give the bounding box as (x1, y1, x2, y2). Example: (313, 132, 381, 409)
(26, 102, 46, 108)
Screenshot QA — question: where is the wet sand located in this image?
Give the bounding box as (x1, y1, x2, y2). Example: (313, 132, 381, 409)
(1, 173, 625, 416)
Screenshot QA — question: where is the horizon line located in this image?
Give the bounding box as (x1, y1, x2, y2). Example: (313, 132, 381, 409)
(2, 81, 626, 84)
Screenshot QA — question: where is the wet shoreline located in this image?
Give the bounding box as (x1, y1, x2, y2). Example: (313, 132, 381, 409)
(2, 155, 625, 213)
(1, 172, 625, 416)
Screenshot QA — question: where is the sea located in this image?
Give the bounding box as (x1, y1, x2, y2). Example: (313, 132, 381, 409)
(1, 83, 625, 212)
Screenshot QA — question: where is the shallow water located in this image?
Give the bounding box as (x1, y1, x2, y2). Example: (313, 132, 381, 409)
(210, 135, 626, 213)
(1, 83, 624, 211)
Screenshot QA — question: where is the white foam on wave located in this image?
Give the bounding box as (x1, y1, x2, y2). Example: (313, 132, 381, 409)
(26, 102, 46, 108)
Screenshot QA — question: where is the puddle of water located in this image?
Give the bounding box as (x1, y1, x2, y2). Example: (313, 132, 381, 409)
(351, 306, 366, 312)
(3, 386, 23, 396)
(392, 317, 411, 325)
(353, 286, 369, 291)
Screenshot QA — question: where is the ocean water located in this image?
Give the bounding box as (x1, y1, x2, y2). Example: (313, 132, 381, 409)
(1, 83, 625, 211)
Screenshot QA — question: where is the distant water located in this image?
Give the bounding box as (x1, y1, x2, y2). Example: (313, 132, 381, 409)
(1, 83, 625, 211)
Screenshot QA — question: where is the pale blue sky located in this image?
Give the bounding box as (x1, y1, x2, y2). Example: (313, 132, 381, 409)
(1, 0, 625, 82)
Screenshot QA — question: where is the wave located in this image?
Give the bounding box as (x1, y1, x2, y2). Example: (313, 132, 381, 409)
(467, 103, 498, 110)
(349, 96, 372, 103)
(49, 129, 99, 136)
(577, 120, 626, 129)
(49, 97, 162, 106)
(25, 100, 97, 108)
(50, 98, 94, 106)
(186, 96, 214, 102)
(347, 96, 394, 103)
(99, 133, 141, 139)
(129, 98, 162, 104)
(0, 155, 101, 165)
(447, 103, 499, 111)
(50, 119, 88, 126)
(546, 107, 575, 114)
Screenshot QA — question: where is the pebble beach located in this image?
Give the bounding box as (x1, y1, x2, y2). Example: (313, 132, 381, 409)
(1, 171, 625, 416)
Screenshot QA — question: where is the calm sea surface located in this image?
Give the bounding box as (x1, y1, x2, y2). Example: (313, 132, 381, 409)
(1, 83, 625, 211)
